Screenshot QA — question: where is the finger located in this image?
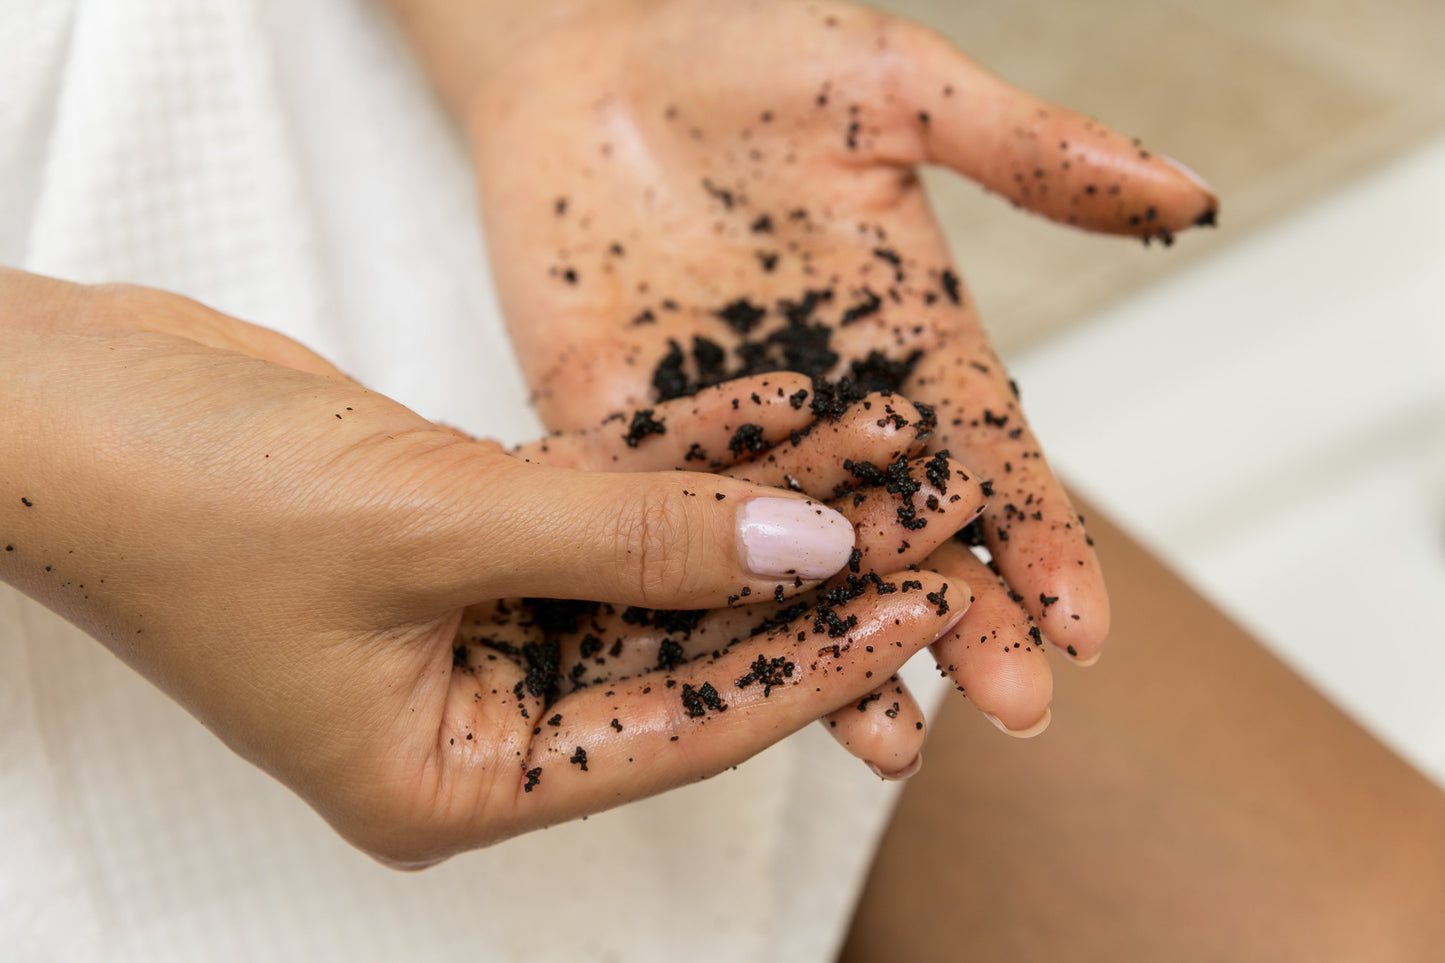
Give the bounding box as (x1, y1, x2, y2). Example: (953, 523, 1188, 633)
(723, 391, 933, 498)
(880, 20, 1218, 240)
(511, 372, 816, 471)
(908, 340, 1110, 662)
(925, 540, 1053, 735)
(553, 456, 986, 685)
(425, 452, 857, 611)
(821, 673, 927, 780)
(476, 572, 969, 838)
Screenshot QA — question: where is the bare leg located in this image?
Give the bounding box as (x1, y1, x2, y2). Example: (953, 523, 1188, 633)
(841, 498, 1445, 962)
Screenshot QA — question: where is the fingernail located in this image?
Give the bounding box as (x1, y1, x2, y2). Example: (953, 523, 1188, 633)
(982, 707, 1052, 739)
(1069, 650, 1102, 667)
(737, 497, 855, 579)
(933, 605, 968, 642)
(1157, 153, 1217, 199)
(868, 751, 923, 781)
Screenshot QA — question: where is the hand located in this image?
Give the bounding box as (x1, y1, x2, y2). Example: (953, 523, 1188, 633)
(0, 268, 969, 862)
(390, 0, 1217, 734)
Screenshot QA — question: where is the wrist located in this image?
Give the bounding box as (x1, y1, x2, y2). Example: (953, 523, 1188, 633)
(382, 0, 642, 121)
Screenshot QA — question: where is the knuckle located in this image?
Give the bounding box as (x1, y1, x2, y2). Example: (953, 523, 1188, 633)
(612, 488, 695, 605)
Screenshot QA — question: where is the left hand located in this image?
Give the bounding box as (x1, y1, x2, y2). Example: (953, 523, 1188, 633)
(389, 0, 1217, 733)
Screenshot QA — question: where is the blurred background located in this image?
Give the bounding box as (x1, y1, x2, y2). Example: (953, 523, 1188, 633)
(879, 0, 1445, 783)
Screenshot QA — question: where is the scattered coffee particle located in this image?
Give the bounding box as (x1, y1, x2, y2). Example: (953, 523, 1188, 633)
(1195, 209, 1218, 228)
(569, 747, 589, 771)
(751, 213, 774, 233)
(788, 388, 809, 409)
(554, 197, 568, 216)
(632, 308, 657, 326)
(979, 480, 995, 498)
(561, 268, 578, 284)
(727, 423, 767, 456)
(684, 443, 707, 462)
(940, 269, 962, 305)
(715, 297, 767, 334)
(657, 639, 686, 671)
(1039, 593, 1059, 613)
(839, 288, 883, 325)
(702, 178, 735, 208)
(756, 251, 779, 272)
(1067, 644, 1079, 657)
(681, 681, 728, 717)
(611, 718, 623, 732)
(924, 451, 950, 494)
(20, 498, 33, 507)
(856, 692, 882, 711)
(622, 408, 667, 447)
(523, 767, 542, 792)
(715, 492, 726, 501)
(926, 583, 950, 616)
(1028, 626, 1044, 646)
(547, 713, 563, 727)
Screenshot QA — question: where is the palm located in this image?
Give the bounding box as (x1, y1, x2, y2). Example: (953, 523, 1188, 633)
(471, 0, 1216, 717)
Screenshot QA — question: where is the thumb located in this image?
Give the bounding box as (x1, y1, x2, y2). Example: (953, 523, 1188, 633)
(429, 454, 858, 610)
(878, 20, 1218, 240)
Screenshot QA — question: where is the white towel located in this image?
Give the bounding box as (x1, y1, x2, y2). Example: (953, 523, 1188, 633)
(0, 1, 931, 959)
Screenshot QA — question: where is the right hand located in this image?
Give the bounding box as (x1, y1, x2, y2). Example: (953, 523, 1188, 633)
(0, 268, 969, 864)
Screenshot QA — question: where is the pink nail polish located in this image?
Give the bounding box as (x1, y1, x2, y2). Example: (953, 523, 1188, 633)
(736, 497, 854, 579)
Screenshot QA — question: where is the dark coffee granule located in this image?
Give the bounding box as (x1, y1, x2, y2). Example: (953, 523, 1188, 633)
(554, 197, 568, 216)
(813, 603, 858, 637)
(452, 645, 467, 668)
(856, 692, 882, 711)
(849, 349, 923, 394)
(979, 480, 995, 498)
(896, 504, 927, 531)
(652, 339, 691, 401)
(773, 584, 785, 603)
(954, 518, 987, 547)
(924, 451, 950, 493)
(684, 443, 707, 462)
(657, 639, 686, 671)
(622, 408, 667, 448)
(757, 251, 779, 272)
(611, 718, 623, 731)
(843, 458, 887, 488)
(716, 297, 767, 334)
(751, 213, 774, 233)
(547, 713, 563, 727)
(524, 598, 602, 636)
(848, 548, 863, 573)
(20, 498, 33, 507)
(1067, 644, 1078, 657)
(940, 268, 962, 305)
(883, 456, 921, 500)
(885, 702, 901, 719)
(788, 388, 810, 409)
(727, 423, 767, 456)
(523, 767, 542, 792)
(1029, 626, 1044, 646)
(901, 579, 923, 592)
(736, 654, 796, 696)
(579, 634, 603, 658)
(1039, 593, 1058, 613)
(926, 583, 950, 616)
(569, 747, 589, 771)
(846, 121, 860, 149)
(702, 178, 735, 208)
(840, 288, 883, 325)
(521, 639, 561, 700)
(872, 247, 903, 279)
(609, 639, 624, 658)
(632, 308, 657, 326)
(1195, 209, 1218, 228)
(681, 681, 727, 717)
(561, 268, 578, 284)
(983, 409, 1009, 429)
(692, 336, 727, 380)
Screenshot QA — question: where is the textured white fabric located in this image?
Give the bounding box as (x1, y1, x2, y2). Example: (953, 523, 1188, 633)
(0, 1, 932, 959)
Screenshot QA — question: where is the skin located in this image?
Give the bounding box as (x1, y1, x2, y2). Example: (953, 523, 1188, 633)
(0, 269, 972, 864)
(384, 0, 1216, 749)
